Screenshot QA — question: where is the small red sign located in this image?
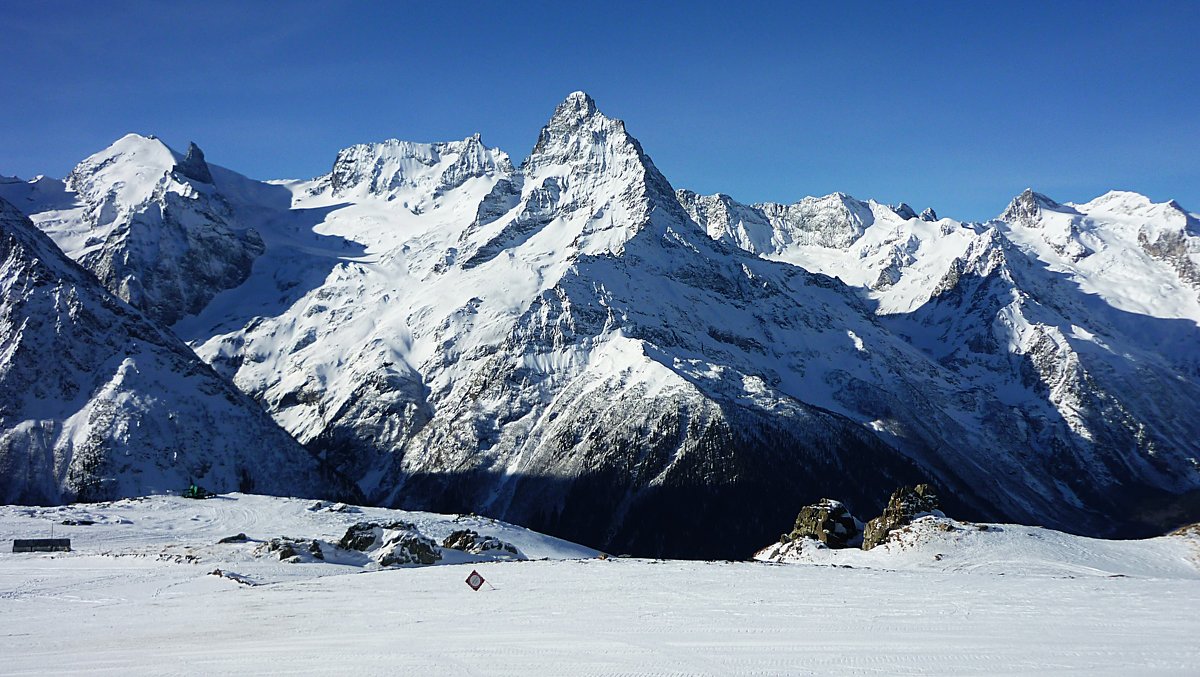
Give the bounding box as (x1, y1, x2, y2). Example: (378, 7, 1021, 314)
(465, 569, 485, 591)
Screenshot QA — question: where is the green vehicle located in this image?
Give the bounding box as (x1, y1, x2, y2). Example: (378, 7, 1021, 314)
(184, 479, 214, 500)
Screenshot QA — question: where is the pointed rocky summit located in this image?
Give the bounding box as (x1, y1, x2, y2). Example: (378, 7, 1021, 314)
(174, 141, 214, 184)
(1000, 188, 1069, 223)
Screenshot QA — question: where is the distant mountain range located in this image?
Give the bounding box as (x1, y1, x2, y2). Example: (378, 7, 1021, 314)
(3, 92, 1198, 557)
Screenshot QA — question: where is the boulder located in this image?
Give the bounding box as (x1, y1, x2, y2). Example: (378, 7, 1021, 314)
(338, 520, 416, 551)
(441, 529, 526, 559)
(338, 521, 441, 566)
(378, 530, 441, 566)
(264, 537, 324, 562)
(779, 499, 861, 549)
(266, 538, 298, 561)
(862, 484, 941, 550)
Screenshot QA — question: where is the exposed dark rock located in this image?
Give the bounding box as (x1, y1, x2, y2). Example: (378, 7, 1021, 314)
(174, 142, 214, 184)
(218, 532, 248, 544)
(266, 538, 298, 561)
(1138, 229, 1200, 288)
(1169, 522, 1200, 538)
(778, 499, 861, 549)
(338, 520, 417, 552)
(919, 207, 938, 222)
(264, 537, 324, 562)
(1000, 188, 1077, 223)
(441, 529, 524, 557)
(336, 521, 441, 566)
(862, 484, 941, 550)
(378, 530, 441, 566)
(208, 568, 256, 586)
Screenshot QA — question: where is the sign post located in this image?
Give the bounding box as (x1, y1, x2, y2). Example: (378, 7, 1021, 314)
(465, 569, 486, 591)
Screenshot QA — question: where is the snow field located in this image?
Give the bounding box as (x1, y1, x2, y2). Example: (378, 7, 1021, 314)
(1, 496, 1198, 675)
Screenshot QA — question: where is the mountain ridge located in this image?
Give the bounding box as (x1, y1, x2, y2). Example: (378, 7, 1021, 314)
(4, 92, 1199, 556)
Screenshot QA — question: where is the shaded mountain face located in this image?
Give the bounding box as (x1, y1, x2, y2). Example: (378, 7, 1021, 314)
(0, 198, 343, 505)
(7, 93, 1200, 557)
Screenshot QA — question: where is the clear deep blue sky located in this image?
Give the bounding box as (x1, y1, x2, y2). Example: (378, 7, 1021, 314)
(3, 1, 1198, 221)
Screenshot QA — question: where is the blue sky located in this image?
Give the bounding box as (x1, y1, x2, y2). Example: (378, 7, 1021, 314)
(2, 1, 1197, 221)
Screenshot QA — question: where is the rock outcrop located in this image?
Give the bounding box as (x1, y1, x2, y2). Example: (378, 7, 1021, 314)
(173, 142, 214, 184)
(442, 529, 525, 559)
(377, 530, 441, 566)
(338, 521, 441, 566)
(862, 484, 941, 550)
(778, 499, 861, 549)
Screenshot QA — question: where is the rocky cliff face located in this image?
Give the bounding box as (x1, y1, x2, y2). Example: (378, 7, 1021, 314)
(325, 134, 515, 200)
(677, 189, 876, 255)
(0, 198, 337, 504)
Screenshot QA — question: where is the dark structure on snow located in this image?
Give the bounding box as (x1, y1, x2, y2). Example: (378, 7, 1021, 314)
(12, 538, 71, 552)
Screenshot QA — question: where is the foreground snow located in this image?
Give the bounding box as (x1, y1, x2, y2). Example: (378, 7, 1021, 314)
(2, 495, 1198, 675)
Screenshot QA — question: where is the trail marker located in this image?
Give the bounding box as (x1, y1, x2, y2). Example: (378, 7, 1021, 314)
(465, 569, 486, 591)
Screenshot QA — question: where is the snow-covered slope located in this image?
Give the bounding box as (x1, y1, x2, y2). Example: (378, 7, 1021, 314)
(7, 93, 1200, 557)
(0, 493, 599, 582)
(677, 189, 880, 254)
(0, 198, 339, 504)
(1000, 188, 1200, 325)
(756, 514, 1200, 580)
(1, 500, 1197, 675)
(324, 133, 515, 201)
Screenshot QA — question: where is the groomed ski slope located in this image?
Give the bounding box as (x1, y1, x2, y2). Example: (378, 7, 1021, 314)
(2, 495, 1198, 675)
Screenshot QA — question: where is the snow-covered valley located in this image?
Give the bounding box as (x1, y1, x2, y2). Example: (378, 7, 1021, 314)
(1, 494, 1197, 675)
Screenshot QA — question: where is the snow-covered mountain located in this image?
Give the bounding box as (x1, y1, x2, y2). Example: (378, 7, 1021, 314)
(1, 135, 271, 327)
(5, 92, 1200, 557)
(681, 185, 1200, 534)
(0, 197, 340, 504)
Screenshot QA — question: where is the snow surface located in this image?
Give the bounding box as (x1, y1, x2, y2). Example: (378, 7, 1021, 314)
(1, 495, 1198, 675)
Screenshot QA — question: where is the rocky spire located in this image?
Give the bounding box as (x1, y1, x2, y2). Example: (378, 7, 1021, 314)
(524, 92, 680, 213)
(174, 141, 214, 184)
(892, 203, 918, 220)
